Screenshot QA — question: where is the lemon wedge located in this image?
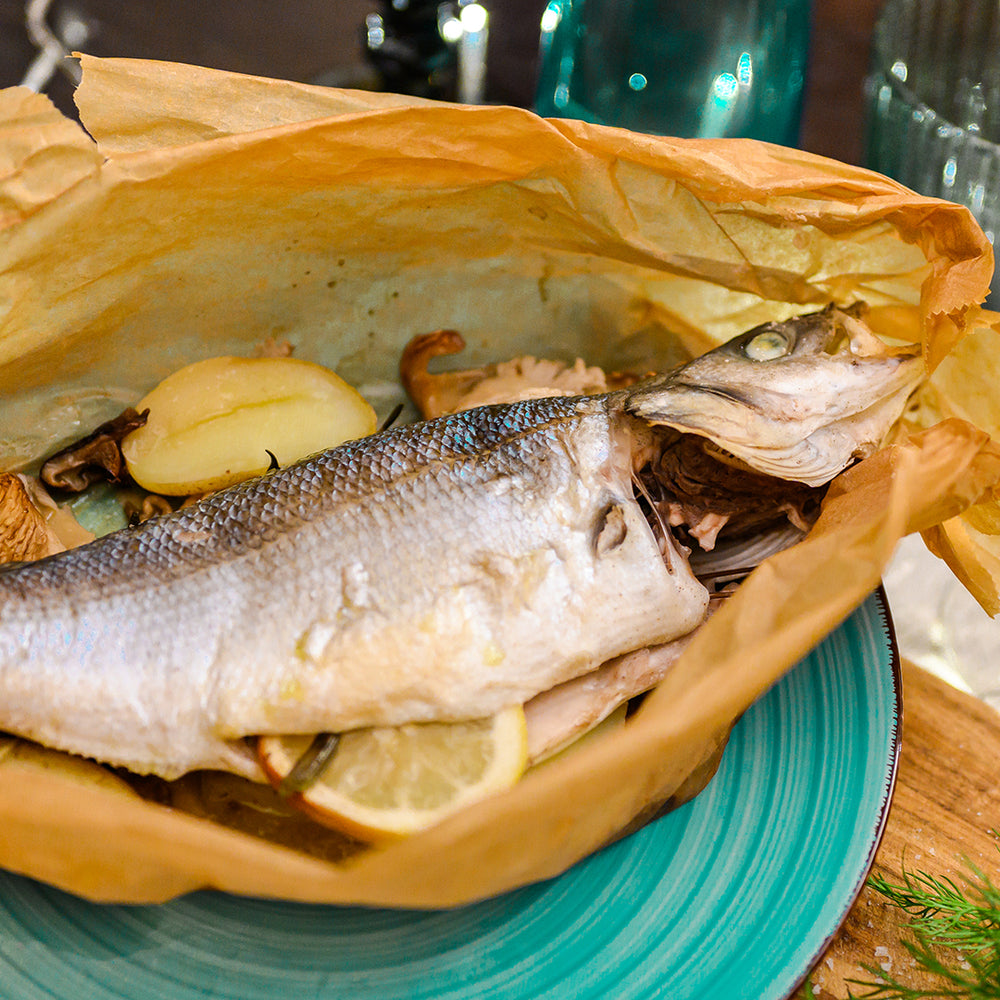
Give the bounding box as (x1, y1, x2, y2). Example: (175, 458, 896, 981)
(258, 706, 528, 842)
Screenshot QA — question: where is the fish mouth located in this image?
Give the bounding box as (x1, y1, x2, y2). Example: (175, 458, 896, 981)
(670, 383, 762, 410)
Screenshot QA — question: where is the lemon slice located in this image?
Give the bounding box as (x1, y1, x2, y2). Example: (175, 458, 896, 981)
(258, 706, 528, 842)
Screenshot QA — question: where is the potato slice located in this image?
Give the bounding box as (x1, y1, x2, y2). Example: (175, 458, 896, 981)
(122, 356, 376, 494)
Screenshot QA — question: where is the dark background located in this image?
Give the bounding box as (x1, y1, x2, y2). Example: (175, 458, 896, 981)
(2, 0, 880, 164)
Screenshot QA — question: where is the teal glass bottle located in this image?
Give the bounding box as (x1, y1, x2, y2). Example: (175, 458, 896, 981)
(535, 0, 811, 145)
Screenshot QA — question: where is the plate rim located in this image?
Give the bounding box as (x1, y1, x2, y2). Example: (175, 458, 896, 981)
(781, 583, 903, 999)
(0, 588, 903, 1000)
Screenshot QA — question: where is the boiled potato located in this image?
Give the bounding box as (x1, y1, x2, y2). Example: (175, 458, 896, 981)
(122, 357, 377, 495)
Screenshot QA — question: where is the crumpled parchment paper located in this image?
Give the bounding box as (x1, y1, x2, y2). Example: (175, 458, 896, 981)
(0, 56, 998, 906)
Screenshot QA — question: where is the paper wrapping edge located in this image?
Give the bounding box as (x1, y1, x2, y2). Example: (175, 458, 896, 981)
(0, 57, 998, 906)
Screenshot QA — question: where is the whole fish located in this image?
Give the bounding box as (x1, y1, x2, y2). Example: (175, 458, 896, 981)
(0, 306, 921, 779)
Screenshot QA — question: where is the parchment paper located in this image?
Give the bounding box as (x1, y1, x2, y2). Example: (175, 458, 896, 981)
(0, 57, 998, 905)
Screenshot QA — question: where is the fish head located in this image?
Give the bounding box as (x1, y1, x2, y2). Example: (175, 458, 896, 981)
(624, 304, 923, 486)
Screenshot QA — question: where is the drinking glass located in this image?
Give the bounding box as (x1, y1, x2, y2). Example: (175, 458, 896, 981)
(534, 0, 811, 145)
(865, 0, 1000, 299)
(869, 0, 1000, 704)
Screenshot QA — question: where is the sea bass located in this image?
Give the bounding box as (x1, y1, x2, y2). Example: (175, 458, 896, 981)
(0, 306, 921, 779)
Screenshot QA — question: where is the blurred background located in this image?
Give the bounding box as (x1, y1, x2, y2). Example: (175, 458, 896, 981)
(2, 0, 878, 163)
(2, 0, 997, 704)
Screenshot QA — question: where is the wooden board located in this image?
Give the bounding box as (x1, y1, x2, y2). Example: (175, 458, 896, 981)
(802, 660, 1000, 998)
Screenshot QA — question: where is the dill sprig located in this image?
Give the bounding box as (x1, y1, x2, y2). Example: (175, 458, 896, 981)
(847, 854, 1000, 1000)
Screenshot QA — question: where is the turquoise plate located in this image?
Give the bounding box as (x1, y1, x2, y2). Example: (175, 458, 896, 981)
(0, 590, 899, 1000)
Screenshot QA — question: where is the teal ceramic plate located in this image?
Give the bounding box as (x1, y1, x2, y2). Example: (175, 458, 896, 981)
(0, 590, 899, 1000)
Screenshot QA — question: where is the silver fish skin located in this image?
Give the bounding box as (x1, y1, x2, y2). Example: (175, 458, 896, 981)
(0, 306, 922, 780)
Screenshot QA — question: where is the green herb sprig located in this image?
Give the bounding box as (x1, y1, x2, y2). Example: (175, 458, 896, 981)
(847, 856, 1000, 1000)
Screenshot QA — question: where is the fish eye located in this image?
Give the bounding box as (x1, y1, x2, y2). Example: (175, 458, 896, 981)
(743, 329, 791, 362)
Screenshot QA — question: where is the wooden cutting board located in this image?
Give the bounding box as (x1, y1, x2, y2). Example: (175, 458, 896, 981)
(803, 660, 1000, 998)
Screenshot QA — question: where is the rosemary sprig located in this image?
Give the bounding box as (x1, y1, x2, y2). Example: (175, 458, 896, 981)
(847, 854, 1000, 1000)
